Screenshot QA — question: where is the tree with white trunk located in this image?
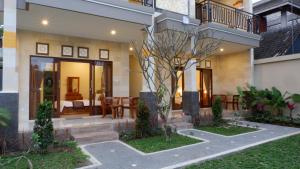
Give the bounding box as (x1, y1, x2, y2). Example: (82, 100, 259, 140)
(132, 28, 220, 140)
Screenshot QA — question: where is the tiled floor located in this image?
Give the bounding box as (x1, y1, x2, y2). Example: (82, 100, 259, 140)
(79, 121, 300, 169)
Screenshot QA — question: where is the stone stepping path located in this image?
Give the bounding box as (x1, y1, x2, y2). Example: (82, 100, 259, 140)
(78, 121, 300, 169)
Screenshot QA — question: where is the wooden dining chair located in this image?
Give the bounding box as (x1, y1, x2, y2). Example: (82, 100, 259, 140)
(213, 95, 227, 108)
(106, 97, 122, 119)
(226, 95, 240, 110)
(99, 96, 109, 118)
(130, 97, 139, 119)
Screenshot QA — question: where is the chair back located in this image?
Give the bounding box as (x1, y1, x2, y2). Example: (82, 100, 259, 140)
(121, 97, 130, 105)
(233, 95, 240, 102)
(112, 97, 120, 105)
(131, 97, 139, 107)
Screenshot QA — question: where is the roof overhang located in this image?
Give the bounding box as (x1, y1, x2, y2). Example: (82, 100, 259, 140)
(155, 11, 200, 32)
(199, 23, 261, 48)
(25, 0, 155, 26)
(254, 0, 300, 16)
(0, 3, 149, 43)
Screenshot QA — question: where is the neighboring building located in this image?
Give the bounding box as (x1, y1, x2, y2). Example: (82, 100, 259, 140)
(0, 0, 261, 135)
(254, 0, 300, 59)
(253, 0, 300, 107)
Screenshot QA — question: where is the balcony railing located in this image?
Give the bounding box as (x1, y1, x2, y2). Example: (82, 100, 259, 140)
(128, 0, 154, 7)
(196, 0, 261, 34)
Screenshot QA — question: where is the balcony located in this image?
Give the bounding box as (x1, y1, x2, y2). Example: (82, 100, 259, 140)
(196, 0, 262, 34)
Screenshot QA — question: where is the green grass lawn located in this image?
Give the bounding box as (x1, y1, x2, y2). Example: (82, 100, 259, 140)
(124, 133, 201, 153)
(0, 142, 88, 169)
(196, 125, 258, 136)
(186, 134, 300, 169)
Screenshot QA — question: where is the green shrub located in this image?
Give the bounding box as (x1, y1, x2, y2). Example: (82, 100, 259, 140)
(0, 108, 11, 128)
(135, 101, 151, 138)
(238, 85, 300, 126)
(32, 101, 54, 153)
(212, 96, 223, 125)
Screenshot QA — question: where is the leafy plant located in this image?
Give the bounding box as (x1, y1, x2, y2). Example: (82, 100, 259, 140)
(135, 101, 151, 138)
(237, 85, 300, 124)
(212, 96, 223, 125)
(32, 101, 54, 153)
(0, 108, 11, 128)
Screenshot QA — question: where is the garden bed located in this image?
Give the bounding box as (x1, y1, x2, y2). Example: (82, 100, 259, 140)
(186, 134, 300, 169)
(246, 116, 300, 128)
(0, 142, 88, 169)
(196, 125, 258, 136)
(122, 133, 201, 153)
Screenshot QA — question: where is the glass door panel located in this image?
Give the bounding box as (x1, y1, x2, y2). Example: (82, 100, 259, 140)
(172, 70, 184, 110)
(30, 57, 58, 119)
(92, 61, 113, 115)
(198, 69, 213, 108)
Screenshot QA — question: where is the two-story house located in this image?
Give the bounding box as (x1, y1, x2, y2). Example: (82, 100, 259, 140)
(0, 0, 261, 138)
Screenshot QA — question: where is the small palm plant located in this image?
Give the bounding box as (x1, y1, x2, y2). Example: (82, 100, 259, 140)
(0, 108, 11, 128)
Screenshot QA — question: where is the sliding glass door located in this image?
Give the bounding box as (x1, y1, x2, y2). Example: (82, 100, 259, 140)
(30, 56, 113, 119)
(30, 56, 60, 119)
(172, 68, 213, 110)
(91, 61, 113, 115)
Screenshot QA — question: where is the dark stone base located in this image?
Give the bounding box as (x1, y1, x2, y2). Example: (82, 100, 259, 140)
(139, 92, 158, 128)
(183, 91, 199, 117)
(0, 92, 19, 140)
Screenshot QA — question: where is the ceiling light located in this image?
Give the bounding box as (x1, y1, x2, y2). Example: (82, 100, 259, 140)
(129, 47, 133, 51)
(41, 19, 49, 26)
(111, 30, 116, 35)
(220, 48, 224, 52)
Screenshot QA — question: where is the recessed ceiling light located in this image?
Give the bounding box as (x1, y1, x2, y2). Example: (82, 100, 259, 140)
(111, 30, 116, 35)
(41, 19, 49, 26)
(129, 47, 133, 51)
(220, 48, 224, 52)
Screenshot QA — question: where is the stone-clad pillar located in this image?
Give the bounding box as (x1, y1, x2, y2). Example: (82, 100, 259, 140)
(0, 0, 19, 142)
(182, 36, 199, 117)
(182, 59, 199, 117)
(140, 56, 158, 128)
(139, 23, 158, 127)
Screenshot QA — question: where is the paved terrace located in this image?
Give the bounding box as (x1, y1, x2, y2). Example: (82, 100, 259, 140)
(79, 121, 300, 169)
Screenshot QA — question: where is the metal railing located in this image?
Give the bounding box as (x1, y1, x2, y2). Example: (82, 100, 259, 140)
(196, 0, 261, 34)
(128, 0, 154, 7)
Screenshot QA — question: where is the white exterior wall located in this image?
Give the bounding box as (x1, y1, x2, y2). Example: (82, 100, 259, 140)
(17, 30, 130, 131)
(211, 50, 251, 95)
(2, 0, 18, 92)
(254, 54, 300, 94)
(254, 54, 300, 117)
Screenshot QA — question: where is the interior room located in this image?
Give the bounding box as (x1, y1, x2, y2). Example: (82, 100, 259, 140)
(59, 61, 91, 117)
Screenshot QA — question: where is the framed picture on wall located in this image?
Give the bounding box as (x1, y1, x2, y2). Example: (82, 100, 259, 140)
(99, 49, 109, 60)
(205, 60, 211, 68)
(61, 45, 73, 57)
(36, 42, 49, 55)
(78, 47, 89, 58)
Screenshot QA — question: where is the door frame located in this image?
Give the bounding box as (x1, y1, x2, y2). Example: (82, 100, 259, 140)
(29, 55, 113, 118)
(171, 67, 213, 110)
(197, 68, 213, 108)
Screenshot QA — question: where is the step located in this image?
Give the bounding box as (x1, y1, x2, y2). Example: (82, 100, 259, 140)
(70, 123, 113, 135)
(73, 131, 119, 145)
(169, 122, 193, 131)
(169, 115, 192, 123)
